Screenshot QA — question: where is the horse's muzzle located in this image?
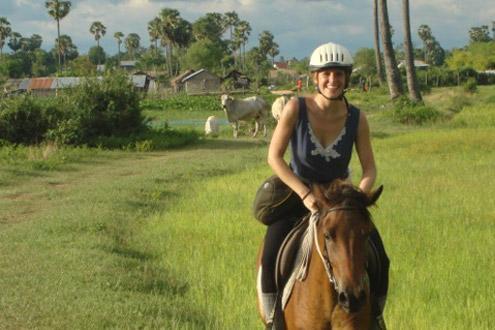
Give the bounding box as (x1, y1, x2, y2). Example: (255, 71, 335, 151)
(337, 288, 367, 313)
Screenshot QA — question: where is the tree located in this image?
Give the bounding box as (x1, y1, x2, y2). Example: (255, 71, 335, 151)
(181, 39, 225, 74)
(88, 46, 106, 65)
(223, 11, 240, 66)
(469, 25, 491, 43)
(0, 17, 12, 56)
(124, 33, 140, 59)
(417, 24, 444, 66)
(113, 31, 124, 62)
(89, 21, 106, 49)
(30, 34, 43, 50)
(45, 0, 72, 72)
(234, 20, 251, 70)
(8, 32, 22, 53)
(148, 17, 161, 50)
(402, 0, 421, 102)
(378, 0, 403, 99)
(259, 30, 278, 65)
(372, 0, 384, 85)
(192, 13, 224, 42)
(158, 8, 181, 76)
(353, 48, 377, 89)
(53, 34, 78, 70)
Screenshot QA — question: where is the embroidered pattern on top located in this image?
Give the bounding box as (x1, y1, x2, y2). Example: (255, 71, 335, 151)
(308, 123, 346, 162)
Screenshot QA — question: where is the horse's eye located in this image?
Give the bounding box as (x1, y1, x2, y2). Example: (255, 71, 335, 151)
(324, 231, 335, 241)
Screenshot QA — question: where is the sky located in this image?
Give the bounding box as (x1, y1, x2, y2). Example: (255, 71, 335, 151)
(1, 0, 494, 59)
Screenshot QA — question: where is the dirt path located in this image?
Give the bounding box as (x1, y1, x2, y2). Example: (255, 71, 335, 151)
(0, 139, 266, 225)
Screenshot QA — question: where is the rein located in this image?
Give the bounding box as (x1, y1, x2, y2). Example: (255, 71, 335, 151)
(296, 206, 362, 290)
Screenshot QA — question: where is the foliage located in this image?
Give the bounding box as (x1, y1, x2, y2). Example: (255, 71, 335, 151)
(181, 39, 227, 74)
(463, 77, 478, 93)
(446, 42, 495, 71)
(57, 72, 144, 144)
(140, 94, 221, 113)
(88, 46, 106, 65)
(387, 96, 442, 124)
(468, 25, 492, 43)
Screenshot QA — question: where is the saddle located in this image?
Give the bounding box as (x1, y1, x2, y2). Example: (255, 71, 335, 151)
(274, 214, 311, 294)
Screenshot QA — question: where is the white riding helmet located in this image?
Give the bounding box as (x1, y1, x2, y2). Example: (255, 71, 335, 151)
(309, 42, 353, 72)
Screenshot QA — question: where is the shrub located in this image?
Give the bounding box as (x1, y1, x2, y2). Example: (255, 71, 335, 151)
(463, 78, 478, 93)
(388, 97, 441, 125)
(0, 96, 51, 144)
(61, 72, 144, 144)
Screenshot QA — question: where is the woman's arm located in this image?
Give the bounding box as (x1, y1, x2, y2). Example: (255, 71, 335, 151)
(268, 98, 319, 212)
(355, 110, 377, 193)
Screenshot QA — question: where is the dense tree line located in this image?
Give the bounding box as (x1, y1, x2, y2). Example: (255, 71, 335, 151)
(0, 1, 494, 96)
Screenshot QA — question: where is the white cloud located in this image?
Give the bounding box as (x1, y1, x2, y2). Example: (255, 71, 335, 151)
(1, 0, 492, 58)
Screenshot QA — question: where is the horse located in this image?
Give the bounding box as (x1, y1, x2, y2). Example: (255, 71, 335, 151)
(256, 180, 383, 329)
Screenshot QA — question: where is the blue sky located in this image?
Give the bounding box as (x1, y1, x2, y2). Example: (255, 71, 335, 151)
(1, 0, 493, 59)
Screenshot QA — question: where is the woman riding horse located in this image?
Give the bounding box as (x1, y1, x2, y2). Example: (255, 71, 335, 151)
(253, 42, 389, 329)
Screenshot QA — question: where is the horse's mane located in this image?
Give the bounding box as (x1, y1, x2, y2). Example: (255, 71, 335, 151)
(323, 180, 373, 218)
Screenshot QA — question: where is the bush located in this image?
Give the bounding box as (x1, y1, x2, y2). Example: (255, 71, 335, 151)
(59, 72, 144, 144)
(0, 96, 52, 144)
(463, 78, 478, 93)
(141, 94, 220, 113)
(388, 97, 442, 125)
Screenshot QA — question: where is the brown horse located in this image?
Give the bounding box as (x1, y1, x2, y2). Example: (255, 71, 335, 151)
(257, 180, 383, 329)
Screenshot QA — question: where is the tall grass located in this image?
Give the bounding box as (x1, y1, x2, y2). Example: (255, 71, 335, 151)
(1, 86, 494, 328)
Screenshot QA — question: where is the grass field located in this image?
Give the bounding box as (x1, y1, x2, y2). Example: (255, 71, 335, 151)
(1, 86, 494, 329)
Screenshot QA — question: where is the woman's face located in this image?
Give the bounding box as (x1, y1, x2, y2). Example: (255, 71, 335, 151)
(314, 68, 347, 99)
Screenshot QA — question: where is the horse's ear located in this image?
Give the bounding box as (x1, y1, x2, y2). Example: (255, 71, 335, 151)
(367, 185, 383, 206)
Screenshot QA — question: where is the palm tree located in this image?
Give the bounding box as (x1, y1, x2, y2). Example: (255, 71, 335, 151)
(0, 17, 12, 56)
(223, 11, 240, 67)
(158, 8, 180, 76)
(234, 20, 251, 71)
(8, 32, 22, 53)
(223, 11, 239, 41)
(30, 34, 43, 50)
(402, 0, 421, 102)
(114, 31, 124, 63)
(89, 21, 106, 65)
(45, 0, 72, 72)
(148, 17, 161, 50)
(124, 33, 140, 60)
(372, 0, 384, 85)
(378, 0, 403, 99)
(56, 34, 74, 70)
(89, 21, 106, 48)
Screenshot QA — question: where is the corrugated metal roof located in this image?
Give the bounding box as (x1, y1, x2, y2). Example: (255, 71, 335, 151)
(131, 75, 147, 88)
(120, 60, 137, 67)
(19, 79, 30, 90)
(51, 77, 81, 89)
(28, 78, 54, 90)
(182, 69, 206, 82)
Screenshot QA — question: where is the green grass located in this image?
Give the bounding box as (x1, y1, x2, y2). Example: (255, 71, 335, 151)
(1, 85, 495, 328)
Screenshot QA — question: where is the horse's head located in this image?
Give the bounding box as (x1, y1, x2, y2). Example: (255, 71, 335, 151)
(313, 180, 383, 313)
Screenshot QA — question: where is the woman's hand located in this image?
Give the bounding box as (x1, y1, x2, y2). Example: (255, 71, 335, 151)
(302, 191, 320, 214)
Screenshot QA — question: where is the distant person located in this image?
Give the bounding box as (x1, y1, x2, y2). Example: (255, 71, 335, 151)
(253, 42, 389, 329)
(296, 79, 302, 93)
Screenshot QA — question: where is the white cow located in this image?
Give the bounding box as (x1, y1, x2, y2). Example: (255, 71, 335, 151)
(221, 94, 269, 138)
(271, 95, 291, 121)
(204, 115, 220, 137)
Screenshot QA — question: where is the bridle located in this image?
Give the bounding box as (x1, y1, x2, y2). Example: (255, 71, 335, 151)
(312, 206, 365, 291)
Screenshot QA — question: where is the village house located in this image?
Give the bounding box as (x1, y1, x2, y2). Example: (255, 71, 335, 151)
(180, 69, 222, 95)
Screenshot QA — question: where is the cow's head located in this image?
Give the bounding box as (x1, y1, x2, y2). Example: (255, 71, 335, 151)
(220, 94, 233, 110)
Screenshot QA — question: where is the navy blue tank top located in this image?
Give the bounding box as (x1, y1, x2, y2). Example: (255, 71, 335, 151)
(290, 97, 360, 184)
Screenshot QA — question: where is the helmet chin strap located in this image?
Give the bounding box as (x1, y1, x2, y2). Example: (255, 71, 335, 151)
(316, 87, 347, 101)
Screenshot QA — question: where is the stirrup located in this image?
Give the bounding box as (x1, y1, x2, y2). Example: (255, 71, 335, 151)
(374, 314, 387, 330)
